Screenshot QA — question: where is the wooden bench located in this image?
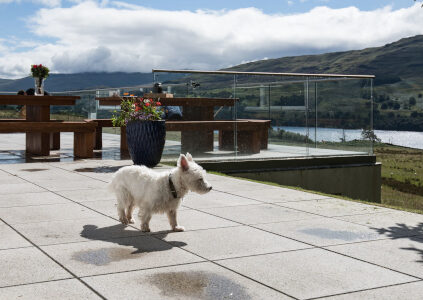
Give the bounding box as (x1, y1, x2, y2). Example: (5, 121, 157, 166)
(166, 120, 270, 154)
(0, 121, 97, 158)
(84, 119, 128, 152)
(84, 119, 270, 154)
(0, 119, 61, 150)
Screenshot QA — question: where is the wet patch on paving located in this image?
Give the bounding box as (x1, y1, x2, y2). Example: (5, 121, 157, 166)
(20, 168, 49, 172)
(147, 271, 251, 300)
(74, 166, 122, 173)
(72, 247, 141, 266)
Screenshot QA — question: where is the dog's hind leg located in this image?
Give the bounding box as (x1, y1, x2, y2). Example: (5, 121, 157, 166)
(126, 202, 135, 224)
(116, 188, 132, 225)
(138, 209, 152, 232)
(167, 210, 185, 232)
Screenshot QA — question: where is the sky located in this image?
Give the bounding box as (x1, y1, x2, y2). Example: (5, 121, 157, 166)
(0, 0, 422, 78)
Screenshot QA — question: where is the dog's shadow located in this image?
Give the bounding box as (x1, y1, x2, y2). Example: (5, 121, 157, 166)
(80, 224, 187, 255)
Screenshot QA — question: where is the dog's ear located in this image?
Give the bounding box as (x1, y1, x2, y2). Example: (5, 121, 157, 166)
(186, 152, 193, 161)
(177, 154, 190, 171)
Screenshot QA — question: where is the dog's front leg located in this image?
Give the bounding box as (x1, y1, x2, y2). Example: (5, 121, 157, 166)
(167, 210, 185, 232)
(138, 210, 152, 232)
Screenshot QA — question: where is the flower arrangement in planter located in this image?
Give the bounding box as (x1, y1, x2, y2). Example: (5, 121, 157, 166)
(112, 95, 166, 167)
(30, 64, 50, 96)
(112, 95, 163, 126)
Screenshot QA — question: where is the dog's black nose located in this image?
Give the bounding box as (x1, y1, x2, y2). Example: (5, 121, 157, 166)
(208, 186, 212, 191)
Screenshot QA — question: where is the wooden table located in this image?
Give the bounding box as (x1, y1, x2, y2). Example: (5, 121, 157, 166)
(96, 97, 238, 153)
(0, 95, 80, 155)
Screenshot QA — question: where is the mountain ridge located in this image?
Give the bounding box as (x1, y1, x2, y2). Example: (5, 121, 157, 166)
(1, 35, 422, 92)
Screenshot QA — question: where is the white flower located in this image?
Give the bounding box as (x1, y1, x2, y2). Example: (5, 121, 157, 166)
(144, 99, 150, 104)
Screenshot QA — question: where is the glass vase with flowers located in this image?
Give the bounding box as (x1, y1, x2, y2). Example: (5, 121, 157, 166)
(31, 64, 49, 96)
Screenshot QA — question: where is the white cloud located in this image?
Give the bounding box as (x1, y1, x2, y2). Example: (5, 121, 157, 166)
(1, 1, 423, 78)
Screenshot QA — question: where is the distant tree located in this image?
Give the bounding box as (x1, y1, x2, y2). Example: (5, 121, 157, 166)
(381, 103, 388, 110)
(361, 129, 381, 143)
(418, 93, 422, 98)
(409, 96, 417, 106)
(411, 111, 418, 118)
(393, 102, 401, 110)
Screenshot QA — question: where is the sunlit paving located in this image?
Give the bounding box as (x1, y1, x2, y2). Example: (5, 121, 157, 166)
(1, 0, 423, 299)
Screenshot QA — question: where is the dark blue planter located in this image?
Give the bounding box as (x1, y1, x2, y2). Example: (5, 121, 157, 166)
(126, 120, 166, 167)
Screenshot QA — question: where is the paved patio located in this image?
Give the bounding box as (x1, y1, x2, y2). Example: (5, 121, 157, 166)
(0, 134, 423, 299)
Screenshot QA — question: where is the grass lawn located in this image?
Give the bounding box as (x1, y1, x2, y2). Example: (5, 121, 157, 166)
(374, 144, 423, 213)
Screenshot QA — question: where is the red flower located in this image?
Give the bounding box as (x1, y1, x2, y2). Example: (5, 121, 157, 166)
(145, 102, 151, 107)
(156, 102, 161, 106)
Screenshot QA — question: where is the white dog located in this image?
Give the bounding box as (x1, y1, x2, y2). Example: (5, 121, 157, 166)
(109, 153, 212, 232)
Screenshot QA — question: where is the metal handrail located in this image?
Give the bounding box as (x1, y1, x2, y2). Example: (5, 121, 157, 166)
(152, 69, 375, 79)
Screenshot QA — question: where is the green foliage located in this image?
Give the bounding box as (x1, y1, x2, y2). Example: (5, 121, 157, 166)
(111, 97, 163, 127)
(31, 64, 49, 78)
(361, 129, 381, 142)
(269, 128, 313, 143)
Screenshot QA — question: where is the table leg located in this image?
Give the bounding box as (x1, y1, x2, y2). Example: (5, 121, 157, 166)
(26, 105, 50, 156)
(50, 132, 60, 150)
(181, 106, 214, 153)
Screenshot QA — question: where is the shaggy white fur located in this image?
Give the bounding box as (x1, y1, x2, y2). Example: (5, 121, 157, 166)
(109, 153, 212, 232)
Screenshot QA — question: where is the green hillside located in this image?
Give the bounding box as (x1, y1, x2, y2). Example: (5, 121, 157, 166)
(226, 35, 423, 86)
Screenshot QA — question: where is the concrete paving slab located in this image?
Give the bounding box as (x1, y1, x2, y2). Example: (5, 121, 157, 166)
(0, 279, 101, 299)
(82, 199, 190, 219)
(0, 203, 102, 225)
(161, 226, 310, 260)
(255, 217, 388, 247)
(83, 261, 290, 300)
(40, 236, 204, 277)
(0, 222, 32, 249)
(0, 247, 71, 287)
(12, 216, 144, 246)
(221, 186, 331, 203)
(0, 162, 53, 172)
(0, 182, 46, 195)
(321, 280, 423, 299)
(9, 167, 90, 182)
(336, 211, 423, 239)
(206, 176, 269, 192)
(0, 171, 29, 184)
(182, 190, 262, 209)
(277, 198, 390, 217)
(326, 237, 423, 278)
(56, 188, 116, 203)
(0, 191, 69, 208)
(31, 178, 108, 192)
(218, 248, 416, 299)
(200, 203, 318, 225)
(133, 209, 240, 233)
